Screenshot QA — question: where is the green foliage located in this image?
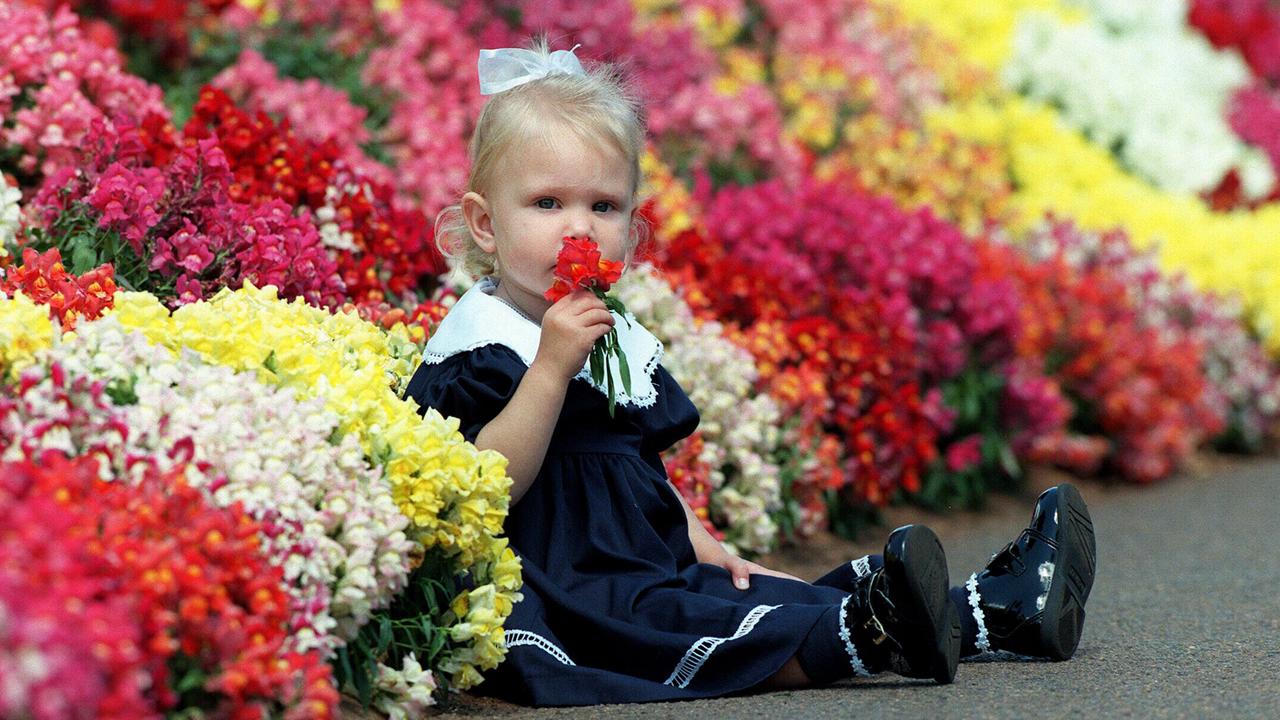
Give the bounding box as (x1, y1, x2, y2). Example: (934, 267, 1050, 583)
(333, 552, 460, 708)
(769, 433, 806, 543)
(166, 652, 219, 717)
(915, 363, 1023, 511)
(104, 374, 140, 406)
(824, 486, 880, 541)
(25, 203, 161, 294)
(128, 23, 394, 158)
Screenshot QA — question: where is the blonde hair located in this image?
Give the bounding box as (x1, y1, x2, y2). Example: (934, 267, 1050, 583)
(436, 37, 649, 278)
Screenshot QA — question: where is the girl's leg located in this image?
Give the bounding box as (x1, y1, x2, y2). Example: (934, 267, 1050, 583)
(794, 525, 960, 685)
(952, 484, 1096, 660)
(763, 656, 811, 689)
(818, 555, 993, 657)
(822, 484, 1097, 660)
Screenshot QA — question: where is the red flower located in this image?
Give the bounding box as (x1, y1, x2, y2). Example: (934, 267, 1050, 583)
(0, 247, 117, 329)
(544, 236, 632, 415)
(544, 236, 625, 302)
(944, 435, 984, 473)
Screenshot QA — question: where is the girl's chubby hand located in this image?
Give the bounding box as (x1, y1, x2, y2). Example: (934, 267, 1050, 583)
(721, 555, 804, 591)
(532, 289, 615, 382)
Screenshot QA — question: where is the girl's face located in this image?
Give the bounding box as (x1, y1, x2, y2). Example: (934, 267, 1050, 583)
(466, 129, 635, 318)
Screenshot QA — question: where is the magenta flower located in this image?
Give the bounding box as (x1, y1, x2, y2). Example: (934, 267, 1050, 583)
(86, 163, 166, 253)
(944, 435, 983, 473)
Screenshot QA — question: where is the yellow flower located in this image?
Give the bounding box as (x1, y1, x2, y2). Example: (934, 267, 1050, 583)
(723, 48, 766, 85)
(0, 292, 54, 380)
(104, 284, 524, 688)
(491, 541, 524, 594)
(929, 96, 1280, 351)
(641, 150, 701, 240)
(691, 5, 743, 49)
(887, 0, 1082, 73)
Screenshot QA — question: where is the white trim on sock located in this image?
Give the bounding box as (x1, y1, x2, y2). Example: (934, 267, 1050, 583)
(837, 595, 873, 677)
(966, 573, 992, 654)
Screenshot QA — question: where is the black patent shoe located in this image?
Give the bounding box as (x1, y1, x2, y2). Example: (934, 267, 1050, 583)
(965, 483, 1097, 660)
(844, 525, 961, 683)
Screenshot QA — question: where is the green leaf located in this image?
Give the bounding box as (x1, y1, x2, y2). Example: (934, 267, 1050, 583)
(606, 365, 617, 417)
(104, 376, 139, 406)
(616, 343, 633, 396)
(335, 645, 354, 688)
(352, 647, 372, 706)
(172, 665, 206, 694)
(69, 241, 98, 275)
(590, 348, 604, 385)
(997, 440, 1021, 478)
(378, 615, 393, 653)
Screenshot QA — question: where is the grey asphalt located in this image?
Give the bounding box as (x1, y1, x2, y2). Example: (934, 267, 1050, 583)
(440, 456, 1280, 719)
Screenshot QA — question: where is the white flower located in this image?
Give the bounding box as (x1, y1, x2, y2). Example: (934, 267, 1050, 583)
(374, 653, 438, 719)
(1004, 3, 1273, 196)
(615, 265, 785, 554)
(0, 176, 22, 252)
(22, 318, 417, 655)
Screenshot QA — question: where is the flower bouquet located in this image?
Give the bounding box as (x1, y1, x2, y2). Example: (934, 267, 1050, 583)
(545, 236, 632, 416)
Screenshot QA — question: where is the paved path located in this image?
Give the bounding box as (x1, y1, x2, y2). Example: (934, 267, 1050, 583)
(439, 456, 1280, 719)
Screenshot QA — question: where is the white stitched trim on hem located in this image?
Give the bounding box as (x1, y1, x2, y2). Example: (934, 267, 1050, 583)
(966, 573, 991, 654)
(504, 629, 576, 666)
(837, 595, 872, 677)
(850, 555, 873, 579)
(664, 604, 780, 688)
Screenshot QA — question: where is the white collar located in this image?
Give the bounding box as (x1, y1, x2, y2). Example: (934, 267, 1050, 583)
(423, 276, 664, 408)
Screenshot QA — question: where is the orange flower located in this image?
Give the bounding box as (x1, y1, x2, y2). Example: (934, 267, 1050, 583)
(544, 236, 625, 302)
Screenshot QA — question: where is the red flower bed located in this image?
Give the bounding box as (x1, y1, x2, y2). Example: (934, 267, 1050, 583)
(988, 225, 1226, 482)
(0, 453, 338, 719)
(28, 111, 345, 308)
(184, 86, 444, 302)
(1190, 0, 1280, 84)
(0, 247, 116, 328)
(654, 224, 940, 525)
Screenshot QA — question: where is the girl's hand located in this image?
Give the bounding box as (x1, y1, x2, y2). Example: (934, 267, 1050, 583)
(533, 290, 615, 382)
(721, 555, 804, 591)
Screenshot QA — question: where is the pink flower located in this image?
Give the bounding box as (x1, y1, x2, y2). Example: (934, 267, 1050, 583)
(944, 435, 983, 473)
(0, 3, 169, 185)
(228, 200, 345, 308)
(150, 219, 215, 275)
(86, 163, 166, 253)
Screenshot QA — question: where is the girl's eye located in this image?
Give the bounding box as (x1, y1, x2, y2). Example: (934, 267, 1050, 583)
(536, 198, 556, 209)
(593, 201, 615, 213)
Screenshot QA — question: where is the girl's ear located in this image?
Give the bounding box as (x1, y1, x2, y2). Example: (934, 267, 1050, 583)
(462, 191, 497, 254)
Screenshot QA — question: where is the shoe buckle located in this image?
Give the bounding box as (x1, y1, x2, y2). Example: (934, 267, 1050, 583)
(862, 614, 890, 645)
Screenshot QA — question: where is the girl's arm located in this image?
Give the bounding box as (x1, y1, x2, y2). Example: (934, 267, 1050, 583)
(474, 290, 614, 505)
(669, 480, 803, 589)
(474, 362, 570, 505)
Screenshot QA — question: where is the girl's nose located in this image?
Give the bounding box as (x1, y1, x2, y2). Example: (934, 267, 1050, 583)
(566, 208, 593, 238)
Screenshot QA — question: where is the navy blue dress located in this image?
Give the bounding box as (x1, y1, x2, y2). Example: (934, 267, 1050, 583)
(404, 343, 859, 706)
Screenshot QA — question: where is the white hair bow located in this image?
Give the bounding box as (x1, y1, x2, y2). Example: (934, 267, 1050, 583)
(477, 44, 586, 95)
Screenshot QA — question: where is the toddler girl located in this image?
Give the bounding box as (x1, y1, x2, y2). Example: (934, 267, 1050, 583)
(405, 39, 1097, 706)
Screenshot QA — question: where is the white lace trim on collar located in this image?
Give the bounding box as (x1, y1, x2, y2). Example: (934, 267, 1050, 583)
(423, 276, 665, 408)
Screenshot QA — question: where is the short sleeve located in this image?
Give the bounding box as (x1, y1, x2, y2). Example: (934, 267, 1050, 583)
(402, 345, 528, 443)
(638, 364, 701, 457)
